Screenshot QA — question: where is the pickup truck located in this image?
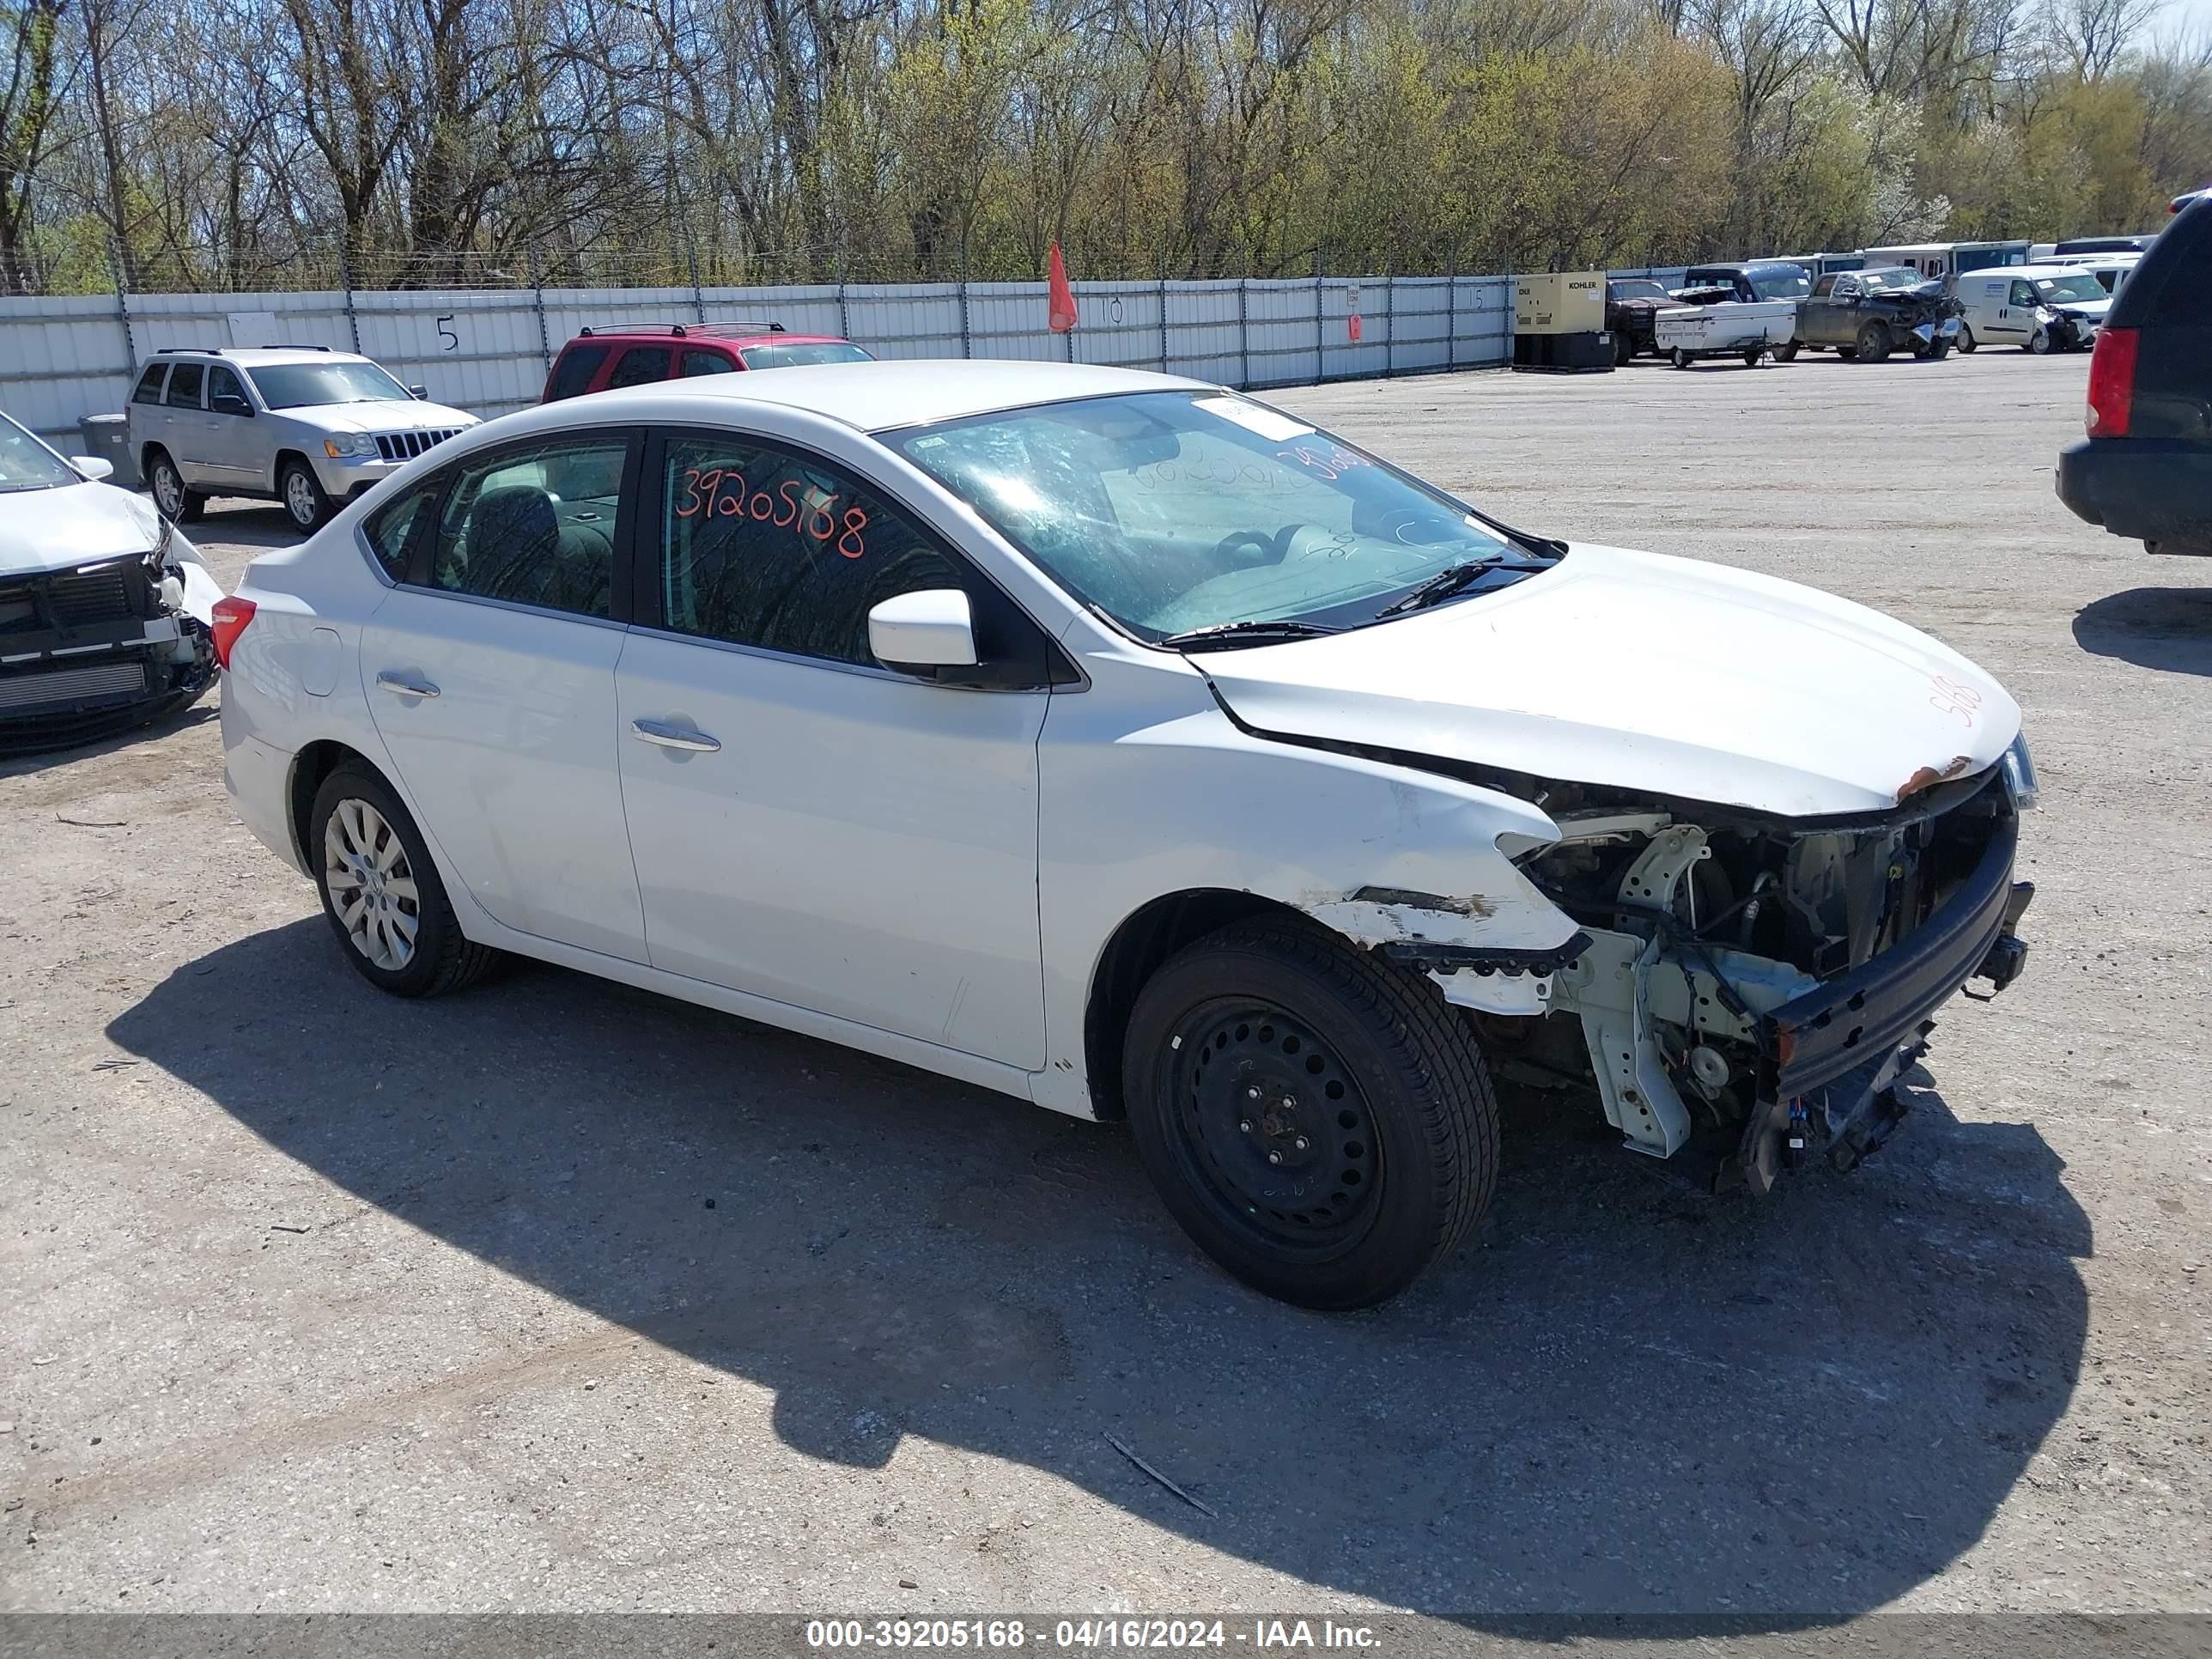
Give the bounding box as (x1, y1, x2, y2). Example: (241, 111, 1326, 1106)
(1783, 266, 1963, 362)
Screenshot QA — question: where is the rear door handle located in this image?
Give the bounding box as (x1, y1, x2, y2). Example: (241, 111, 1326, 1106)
(629, 718, 720, 753)
(375, 671, 440, 699)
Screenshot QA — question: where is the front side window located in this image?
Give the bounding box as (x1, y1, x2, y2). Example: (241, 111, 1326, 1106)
(247, 360, 411, 409)
(428, 437, 627, 617)
(208, 365, 252, 415)
(2010, 281, 2039, 307)
(607, 347, 672, 389)
(893, 391, 1548, 643)
(131, 364, 167, 404)
(656, 434, 964, 666)
(165, 362, 204, 408)
(1812, 275, 1838, 298)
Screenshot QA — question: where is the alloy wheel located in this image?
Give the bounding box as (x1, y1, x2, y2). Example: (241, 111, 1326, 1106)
(153, 460, 182, 518)
(285, 470, 320, 527)
(323, 797, 421, 970)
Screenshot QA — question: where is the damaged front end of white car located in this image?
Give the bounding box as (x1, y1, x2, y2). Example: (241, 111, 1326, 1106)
(1199, 543, 2038, 1193)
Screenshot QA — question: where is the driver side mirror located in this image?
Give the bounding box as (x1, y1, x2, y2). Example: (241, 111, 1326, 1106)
(71, 455, 114, 483)
(408, 384, 429, 400)
(869, 589, 977, 674)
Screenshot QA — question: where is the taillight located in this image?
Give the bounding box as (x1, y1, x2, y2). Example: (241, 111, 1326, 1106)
(2086, 326, 2137, 437)
(209, 595, 256, 670)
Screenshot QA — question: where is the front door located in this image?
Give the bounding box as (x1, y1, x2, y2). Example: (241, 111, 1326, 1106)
(201, 364, 261, 489)
(359, 430, 647, 963)
(613, 428, 1049, 1067)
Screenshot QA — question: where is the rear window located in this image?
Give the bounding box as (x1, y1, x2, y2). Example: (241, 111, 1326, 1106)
(165, 362, 204, 408)
(737, 342, 874, 371)
(131, 364, 167, 404)
(2112, 200, 2208, 328)
(544, 343, 610, 402)
(607, 347, 672, 389)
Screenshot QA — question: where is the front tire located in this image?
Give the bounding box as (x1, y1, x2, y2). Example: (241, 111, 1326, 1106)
(1957, 325, 1978, 353)
(1121, 917, 1499, 1310)
(281, 459, 335, 532)
(1856, 320, 1892, 362)
(145, 447, 204, 524)
(2026, 327, 2052, 355)
(1924, 337, 1951, 360)
(309, 763, 499, 998)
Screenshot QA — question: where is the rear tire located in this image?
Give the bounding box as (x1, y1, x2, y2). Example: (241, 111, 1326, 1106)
(280, 459, 334, 532)
(309, 763, 500, 998)
(1121, 916, 1499, 1310)
(1671, 348, 1691, 369)
(1774, 341, 1800, 362)
(146, 448, 204, 524)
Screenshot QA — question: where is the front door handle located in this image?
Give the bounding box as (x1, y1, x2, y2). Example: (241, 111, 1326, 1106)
(375, 671, 441, 699)
(629, 718, 720, 753)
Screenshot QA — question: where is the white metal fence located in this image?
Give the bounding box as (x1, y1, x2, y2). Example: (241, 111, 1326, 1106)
(0, 269, 1690, 446)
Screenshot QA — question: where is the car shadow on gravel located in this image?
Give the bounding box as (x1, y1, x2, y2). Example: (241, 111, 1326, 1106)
(2072, 586, 2212, 676)
(108, 921, 2090, 1624)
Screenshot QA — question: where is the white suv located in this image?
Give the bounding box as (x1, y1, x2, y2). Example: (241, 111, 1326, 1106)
(126, 347, 477, 532)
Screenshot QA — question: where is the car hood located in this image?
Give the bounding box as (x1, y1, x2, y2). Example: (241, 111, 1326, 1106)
(1194, 544, 2021, 819)
(294, 401, 477, 432)
(0, 477, 164, 576)
(2047, 295, 2112, 319)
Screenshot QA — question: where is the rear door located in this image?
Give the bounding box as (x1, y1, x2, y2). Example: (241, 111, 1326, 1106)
(162, 361, 211, 483)
(358, 428, 648, 963)
(605, 345, 675, 391)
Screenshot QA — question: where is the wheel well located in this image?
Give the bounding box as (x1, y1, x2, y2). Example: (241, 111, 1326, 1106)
(288, 740, 380, 868)
(273, 448, 313, 494)
(1082, 889, 1310, 1120)
(139, 441, 167, 475)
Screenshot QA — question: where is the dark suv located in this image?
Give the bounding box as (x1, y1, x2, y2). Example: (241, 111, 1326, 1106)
(541, 321, 872, 403)
(2056, 196, 2211, 557)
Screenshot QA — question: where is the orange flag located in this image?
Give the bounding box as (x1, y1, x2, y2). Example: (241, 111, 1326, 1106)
(1048, 243, 1079, 332)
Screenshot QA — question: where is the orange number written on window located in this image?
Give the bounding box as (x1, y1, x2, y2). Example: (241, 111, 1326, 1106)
(674, 466, 870, 559)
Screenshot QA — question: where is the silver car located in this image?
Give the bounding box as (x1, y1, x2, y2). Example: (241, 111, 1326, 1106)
(125, 347, 478, 532)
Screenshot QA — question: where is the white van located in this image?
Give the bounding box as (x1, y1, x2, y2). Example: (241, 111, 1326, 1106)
(1859, 240, 2032, 283)
(1954, 264, 2112, 354)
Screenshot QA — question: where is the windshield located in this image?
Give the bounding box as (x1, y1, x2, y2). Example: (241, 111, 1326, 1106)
(738, 342, 873, 370)
(0, 413, 81, 492)
(1747, 268, 1811, 300)
(1610, 281, 1668, 301)
(2033, 273, 2107, 304)
(890, 391, 1550, 643)
(247, 360, 413, 409)
(1856, 268, 1925, 292)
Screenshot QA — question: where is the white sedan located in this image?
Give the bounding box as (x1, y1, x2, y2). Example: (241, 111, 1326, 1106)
(1, 410, 223, 751)
(217, 362, 2035, 1307)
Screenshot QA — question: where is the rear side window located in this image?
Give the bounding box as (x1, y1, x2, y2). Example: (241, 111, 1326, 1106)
(655, 434, 964, 667)
(363, 481, 439, 580)
(680, 349, 736, 378)
(429, 436, 629, 618)
(131, 364, 167, 404)
(607, 347, 672, 389)
(544, 343, 610, 402)
(165, 362, 204, 408)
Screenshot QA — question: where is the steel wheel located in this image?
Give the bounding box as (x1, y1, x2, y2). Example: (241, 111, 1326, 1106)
(1170, 999, 1384, 1255)
(322, 797, 421, 971)
(151, 454, 184, 518)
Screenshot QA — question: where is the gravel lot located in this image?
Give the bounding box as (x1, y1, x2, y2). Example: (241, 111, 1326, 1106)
(3, 349, 2208, 1622)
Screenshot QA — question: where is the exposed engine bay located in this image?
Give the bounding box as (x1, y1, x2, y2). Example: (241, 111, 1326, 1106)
(1420, 757, 2034, 1191)
(0, 522, 221, 755)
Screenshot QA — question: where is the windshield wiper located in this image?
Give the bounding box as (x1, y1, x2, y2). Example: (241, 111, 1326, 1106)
(1158, 618, 1341, 650)
(1374, 558, 1512, 617)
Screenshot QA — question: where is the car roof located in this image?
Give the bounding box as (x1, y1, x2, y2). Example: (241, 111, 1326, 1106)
(565, 324, 849, 348)
(563, 359, 1211, 434)
(2009, 264, 2109, 280)
(150, 346, 369, 366)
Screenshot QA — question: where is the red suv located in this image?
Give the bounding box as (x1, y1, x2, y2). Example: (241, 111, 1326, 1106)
(540, 321, 873, 403)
